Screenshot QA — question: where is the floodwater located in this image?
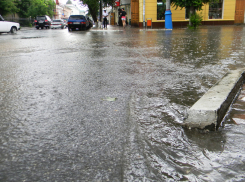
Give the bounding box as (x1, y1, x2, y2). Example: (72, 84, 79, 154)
(0, 25, 245, 181)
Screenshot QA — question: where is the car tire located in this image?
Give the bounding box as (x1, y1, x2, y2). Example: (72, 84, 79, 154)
(61, 26, 64, 29)
(41, 27, 44, 29)
(10, 27, 17, 34)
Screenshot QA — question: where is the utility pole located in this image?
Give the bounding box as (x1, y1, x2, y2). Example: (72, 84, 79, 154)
(165, 0, 172, 29)
(143, 0, 145, 27)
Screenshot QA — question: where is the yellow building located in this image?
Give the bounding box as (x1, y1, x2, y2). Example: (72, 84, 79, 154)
(129, 0, 244, 28)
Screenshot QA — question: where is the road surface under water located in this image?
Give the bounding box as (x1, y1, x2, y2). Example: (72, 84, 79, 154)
(0, 26, 245, 181)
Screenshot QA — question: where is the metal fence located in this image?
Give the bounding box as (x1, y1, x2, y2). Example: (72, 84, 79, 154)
(4, 17, 34, 27)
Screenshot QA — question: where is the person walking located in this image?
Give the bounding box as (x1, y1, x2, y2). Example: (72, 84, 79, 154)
(120, 8, 127, 29)
(103, 10, 108, 28)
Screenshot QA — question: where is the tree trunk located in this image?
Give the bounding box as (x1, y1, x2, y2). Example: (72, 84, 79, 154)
(88, 5, 97, 23)
(189, 6, 195, 26)
(100, 0, 102, 22)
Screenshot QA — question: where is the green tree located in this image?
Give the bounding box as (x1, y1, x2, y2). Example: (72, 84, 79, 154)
(81, 0, 99, 22)
(17, 0, 31, 18)
(0, 0, 19, 16)
(171, 0, 215, 26)
(27, 0, 55, 18)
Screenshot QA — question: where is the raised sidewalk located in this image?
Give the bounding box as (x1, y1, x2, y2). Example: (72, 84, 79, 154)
(184, 69, 245, 130)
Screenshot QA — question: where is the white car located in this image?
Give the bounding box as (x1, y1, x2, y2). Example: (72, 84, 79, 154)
(0, 15, 20, 33)
(51, 19, 66, 29)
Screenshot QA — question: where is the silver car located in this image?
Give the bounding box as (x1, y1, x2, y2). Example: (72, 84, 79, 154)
(50, 19, 66, 29)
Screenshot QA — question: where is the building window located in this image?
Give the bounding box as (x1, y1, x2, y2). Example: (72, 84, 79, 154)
(157, 0, 166, 20)
(209, 0, 223, 19)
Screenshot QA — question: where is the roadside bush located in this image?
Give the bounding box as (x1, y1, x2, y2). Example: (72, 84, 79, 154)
(188, 13, 202, 29)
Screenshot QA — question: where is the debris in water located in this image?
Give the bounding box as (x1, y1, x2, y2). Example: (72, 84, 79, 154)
(103, 97, 117, 102)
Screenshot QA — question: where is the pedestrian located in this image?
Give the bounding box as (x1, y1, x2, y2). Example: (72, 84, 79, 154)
(120, 8, 127, 29)
(103, 10, 108, 28)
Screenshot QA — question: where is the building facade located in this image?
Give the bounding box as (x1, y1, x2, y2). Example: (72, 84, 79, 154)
(54, 0, 85, 20)
(127, 0, 245, 28)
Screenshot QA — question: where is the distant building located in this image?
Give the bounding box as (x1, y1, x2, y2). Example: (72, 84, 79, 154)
(65, 0, 85, 15)
(137, 0, 237, 28)
(62, 6, 73, 19)
(53, 0, 85, 19)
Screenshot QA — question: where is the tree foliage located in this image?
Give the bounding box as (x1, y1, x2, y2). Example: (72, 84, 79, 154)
(0, 0, 19, 16)
(81, 0, 99, 22)
(16, 0, 31, 17)
(0, 0, 55, 18)
(171, 0, 211, 11)
(27, 0, 55, 18)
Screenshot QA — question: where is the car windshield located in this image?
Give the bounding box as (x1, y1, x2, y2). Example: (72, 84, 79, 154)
(69, 15, 85, 20)
(53, 20, 62, 22)
(37, 16, 46, 20)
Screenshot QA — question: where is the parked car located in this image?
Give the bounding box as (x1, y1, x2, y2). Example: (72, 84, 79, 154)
(87, 17, 93, 28)
(0, 15, 20, 34)
(34, 15, 52, 29)
(67, 15, 89, 31)
(51, 19, 66, 29)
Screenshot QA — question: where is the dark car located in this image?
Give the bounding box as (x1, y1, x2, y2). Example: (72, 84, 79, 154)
(34, 15, 52, 29)
(67, 15, 89, 31)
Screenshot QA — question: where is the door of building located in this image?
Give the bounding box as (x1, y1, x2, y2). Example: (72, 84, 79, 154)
(235, 0, 245, 24)
(110, 12, 115, 25)
(131, 0, 139, 26)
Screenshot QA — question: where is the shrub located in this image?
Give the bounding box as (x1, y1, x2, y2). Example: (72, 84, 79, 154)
(188, 13, 202, 29)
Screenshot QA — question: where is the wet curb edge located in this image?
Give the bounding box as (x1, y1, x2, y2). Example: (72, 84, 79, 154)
(184, 69, 245, 131)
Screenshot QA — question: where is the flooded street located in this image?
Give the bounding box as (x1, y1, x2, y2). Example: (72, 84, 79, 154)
(0, 26, 245, 181)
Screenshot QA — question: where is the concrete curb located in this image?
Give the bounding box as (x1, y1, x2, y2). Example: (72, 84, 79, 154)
(184, 69, 245, 130)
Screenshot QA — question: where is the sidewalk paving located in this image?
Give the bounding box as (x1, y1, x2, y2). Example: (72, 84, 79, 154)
(229, 84, 245, 124)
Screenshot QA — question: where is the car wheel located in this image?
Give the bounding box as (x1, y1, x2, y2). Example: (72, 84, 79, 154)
(36, 27, 39, 29)
(10, 27, 17, 34)
(41, 27, 44, 29)
(61, 26, 64, 29)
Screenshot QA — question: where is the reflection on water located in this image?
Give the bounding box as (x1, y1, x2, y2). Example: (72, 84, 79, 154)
(124, 26, 245, 181)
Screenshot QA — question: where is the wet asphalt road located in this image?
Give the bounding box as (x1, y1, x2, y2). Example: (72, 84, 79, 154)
(0, 25, 245, 181)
